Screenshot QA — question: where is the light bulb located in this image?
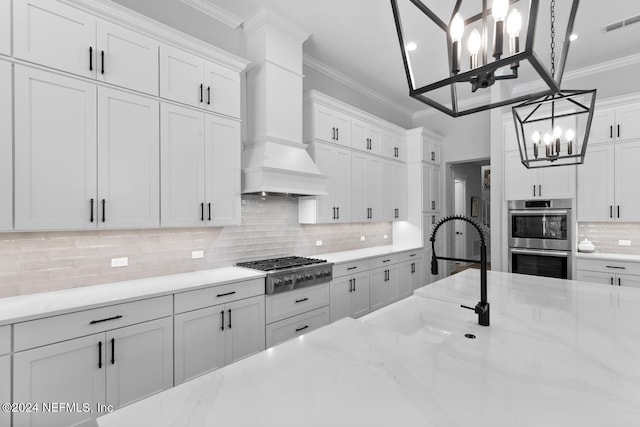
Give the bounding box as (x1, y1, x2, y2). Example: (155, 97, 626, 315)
(405, 42, 417, 52)
(506, 9, 522, 37)
(492, 0, 509, 21)
(566, 128, 575, 141)
(450, 13, 465, 42)
(531, 131, 541, 144)
(543, 133, 552, 145)
(468, 29, 481, 55)
(553, 126, 562, 139)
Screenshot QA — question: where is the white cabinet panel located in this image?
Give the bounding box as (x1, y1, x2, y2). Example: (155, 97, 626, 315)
(352, 152, 381, 222)
(504, 151, 535, 200)
(536, 164, 576, 199)
(14, 0, 96, 78)
(581, 103, 640, 144)
(584, 106, 616, 144)
(0, 355, 9, 427)
(394, 163, 408, 220)
(370, 266, 399, 311)
(367, 155, 381, 221)
(619, 273, 640, 288)
(14, 65, 97, 230)
(0, 0, 9, 56)
(96, 21, 159, 95)
(225, 295, 265, 364)
(97, 87, 159, 229)
(504, 150, 575, 200)
(614, 141, 640, 221)
(0, 60, 11, 230)
(576, 270, 612, 286)
(352, 118, 380, 154)
(423, 163, 441, 211)
(616, 103, 640, 141)
(160, 45, 204, 108)
(330, 271, 370, 322)
(577, 145, 614, 222)
(308, 104, 351, 147)
(266, 306, 329, 348)
(204, 61, 240, 118)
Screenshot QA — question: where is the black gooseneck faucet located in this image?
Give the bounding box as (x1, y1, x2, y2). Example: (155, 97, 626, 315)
(430, 215, 490, 326)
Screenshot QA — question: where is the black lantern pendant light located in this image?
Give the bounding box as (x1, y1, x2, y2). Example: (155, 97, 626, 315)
(512, 0, 596, 169)
(390, 0, 580, 117)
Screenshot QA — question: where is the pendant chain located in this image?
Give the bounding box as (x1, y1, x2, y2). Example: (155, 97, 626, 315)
(550, 0, 556, 78)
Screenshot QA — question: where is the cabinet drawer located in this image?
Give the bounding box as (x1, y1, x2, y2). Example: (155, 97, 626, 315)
(398, 250, 422, 263)
(370, 253, 400, 269)
(14, 295, 173, 351)
(575, 259, 640, 276)
(265, 283, 329, 324)
(333, 259, 370, 278)
(0, 325, 9, 355)
(175, 278, 264, 314)
(266, 306, 329, 348)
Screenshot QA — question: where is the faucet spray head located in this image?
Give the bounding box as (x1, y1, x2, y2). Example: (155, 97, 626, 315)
(431, 257, 439, 275)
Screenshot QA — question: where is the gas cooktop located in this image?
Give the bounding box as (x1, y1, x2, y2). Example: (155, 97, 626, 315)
(236, 256, 328, 272)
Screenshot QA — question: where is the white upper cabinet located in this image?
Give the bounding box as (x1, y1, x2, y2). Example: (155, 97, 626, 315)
(422, 163, 441, 212)
(14, 65, 98, 231)
(352, 118, 381, 154)
(305, 103, 352, 147)
(504, 149, 576, 200)
(382, 132, 407, 161)
(577, 145, 614, 222)
(581, 102, 640, 144)
(97, 87, 160, 229)
(0, 0, 10, 55)
(352, 152, 382, 222)
(160, 45, 240, 118)
(0, 60, 11, 231)
(14, 0, 159, 95)
(393, 162, 408, 221)
(614, 141, 640, 221)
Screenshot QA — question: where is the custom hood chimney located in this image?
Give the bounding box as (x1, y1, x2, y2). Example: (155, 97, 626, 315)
(241, 8, 327, 196)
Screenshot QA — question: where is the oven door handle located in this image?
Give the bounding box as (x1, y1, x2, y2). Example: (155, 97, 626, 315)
(509, 210, 570, 215)
(510, 248, 569, 257)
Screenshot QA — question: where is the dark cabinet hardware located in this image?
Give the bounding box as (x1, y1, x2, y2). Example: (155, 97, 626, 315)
(410, 253, 417, 257)
(431, 201, 436, 210)
(111, 338, 115, 365)
(539, 185, 542, 197)
(336, 207, 339, 219)
(617, 205, 620, 218)
(90, 198, 94, 223)
(199, 84, 203, 103)
(533, 185, 536, 197)
(89, 46, 93, 71)
(333, 207, 336, 219)
(382, 259, 391, 263)
(431, 151, 435, 161)
(208, 203, 212, 221)
(336, 127, 339, 140)
(606, 265, 626, 269)
(348, 278, 353, 292)
(610, 205, 613, 218)
(394, 208, 399, 218)
(353, 278, 356, 292)
(207, 86, 211, 105)
(617, 124, 620, 138)
(618, 278, 621, 286)
(101, 50, 105, 74)
(200, 202, 204, 221)
(90, 315, 123, 325)
(610, 125, 613, 139)
(394, 147, 399, 157)
(217, 291, 237, 298)
(101, 199, 106, 222)
(220, 310, 224, 331)
(610, 277, 614, 285)
(347, 266, 357, 270)
(411, 262, 415, 273)
(98, 341, 102, 369)
(331, 127, 336, 140)
(432, 215, 436, 225)
(228, 309, 232, 329)
(295, 297, 309, 303)
(295, 325, 309, 332)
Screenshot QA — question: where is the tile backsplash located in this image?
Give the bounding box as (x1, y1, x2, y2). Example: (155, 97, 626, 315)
(578, 222, 640, 254)
(0, 195, 393, 297)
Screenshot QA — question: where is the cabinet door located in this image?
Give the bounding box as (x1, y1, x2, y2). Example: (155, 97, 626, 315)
(351, 118, 369, 152)
(380, 160, 394, 221)
(14, 0, 96, 78)
(615, 141, 640, 221)
(583, 106, 615, 144)
(225, 295, 266, 364)
(333, 146, 352, 222)
(411, 259, 425, 290)
(105, 317, 173, 409)
(423, 163, 442, 211)
(204, 115, 241, 226)
(398, 261, 414, 299)
(312, 104, 335, 143)
(97, 87, 159, 229)
(394, 163, 407, 220)
(386, 266, 400, 305)
(616, 103, 640, 142)
(367, 156, 382, 221)
(503, 151, 536, 200)
(350, 272, 371, 319)
(537, 164, 576, 199)
(330, 277, 352, 322)
(334, 112, 352, 147)
(159, 45, 204, 107)
(351, 152, 369, 222)
(14, 66, 97, 230)
(370, 268, 389, 311)
(160, 103, 205, 227)
(309, 143, 335, 223)
(503, 120, 519, 151)
(13, 334, 106, 427)
(204, 61, 240, 118)
(174, 306, 226, 385)
(576, 270, 613, 286)
(0, 355, 10, 427)
(618, 273, 640, 288)
(96, 21, 159, 95)
(0, 60, 11, 231)
(577, 145, 614, 222)
(0, 0, 9, 55)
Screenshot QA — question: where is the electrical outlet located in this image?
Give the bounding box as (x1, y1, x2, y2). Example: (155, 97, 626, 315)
(360, 236, 366, 241)
(111, 257, 128, 268)
(383, 234, 388, 240)
(618, 240, 632, 246)
(192, 250, 204, 259)
(315, 240, 323, 246)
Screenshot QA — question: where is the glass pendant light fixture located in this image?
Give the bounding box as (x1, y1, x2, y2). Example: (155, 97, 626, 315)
(390, 0, 580, 117)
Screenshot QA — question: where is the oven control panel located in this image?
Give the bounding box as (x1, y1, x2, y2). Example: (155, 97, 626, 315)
(266, 265, 333, 295)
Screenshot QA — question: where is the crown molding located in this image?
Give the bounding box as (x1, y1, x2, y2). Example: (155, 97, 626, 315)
(243, 7, 309, 43)
(303, 54, 414, 119)
(180, 0, 243, 28)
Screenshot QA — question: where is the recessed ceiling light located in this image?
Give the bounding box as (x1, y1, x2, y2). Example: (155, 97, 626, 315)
(405, 42, 417, 52)
(569, 33, 578, 41)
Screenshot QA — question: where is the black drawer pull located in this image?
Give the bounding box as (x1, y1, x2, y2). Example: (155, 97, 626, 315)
(98, 341, 102, 369)
(295, 325, 309, 332)
(605, 265, 626, 269)
(347, 266, 358, 270)
(217, 291, 236, 298)
(220, 310, 224, 331)
(90, 198, 94, 223)
(618, 278, 621, 286)
(295, 298, 309, 303)
(207, 86, 211, 105)
(101, 50, 105, 74)
(208, 202, 212, 221)
(409, 253, 417, 257)
(228, 309, 232, 329)
(200, 202, 204, 221)
(111, 338, 115, 365)
(90, 315, 123, 325)
(382, 259, 391, 263)
(89, 47, 93, 71)
(101, 199, 106, 222)
(200, 84, 203, 103)
(617, 205, 620, 218)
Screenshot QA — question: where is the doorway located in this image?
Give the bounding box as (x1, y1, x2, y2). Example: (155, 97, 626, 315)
(454, 179, 467, 261)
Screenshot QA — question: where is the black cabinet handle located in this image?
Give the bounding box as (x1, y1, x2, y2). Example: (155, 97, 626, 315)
(333, 207, 336, 220)
(610, 205, 613, 218)
(539, 185, 542, 197)
(431, 201, 436, 210)
(382, 259, 391, 263)
(431, 215, 436, 225)
(353, 278, 356, 292)
(617, 124, 620, 138)
(228, 309, 232, 329)
(610, 277, 614, 285)
(295, 325, 309, 332)
(348, 278, 353, 292)
(331, 127, 335, 140)
(217, 291, 236, 298)
(101, 199, 106, 222)
(200, 202, 204, 221)
(617, 205, 620, 218)
(208, 202, 212, 221)
(533, 185, 536, 197)
(618, 278, 621, 286)
(98, 341, 102, 369)
(101, 50, 105, 74)
(336, 207, 339, 219)
(411, 262, 415, 273)
(336, 127, 339, 140)
(431, 151, 435, 161)
(295, 297, 309, 303)
(347, 266, 357, 271)
(200, 84, 203, 103)
(220, 310, 224, 331)
(605, 265, 626, 269)
(90, 198, 94, 223)
(90, 315, 123, 325)
(111, 338, 115, 365)
(207, 86, 211, 105)
(610, 125, 613, 139)
(89, 46, 93, 71)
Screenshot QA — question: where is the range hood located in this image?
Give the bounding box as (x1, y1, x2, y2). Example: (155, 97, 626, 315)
(241, 8, 328, 197)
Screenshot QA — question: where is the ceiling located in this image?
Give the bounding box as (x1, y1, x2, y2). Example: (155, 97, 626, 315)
(195, 0, 640, 116)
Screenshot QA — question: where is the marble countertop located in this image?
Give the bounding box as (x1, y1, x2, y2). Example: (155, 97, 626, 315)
(576, 251, 640, 262)
(96, 270, 640, 427)
(317, 244, 423, 264)
(0, 267, 265, 325)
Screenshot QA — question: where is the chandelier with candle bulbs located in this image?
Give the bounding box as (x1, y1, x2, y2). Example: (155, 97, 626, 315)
(390, 0, 580, 117)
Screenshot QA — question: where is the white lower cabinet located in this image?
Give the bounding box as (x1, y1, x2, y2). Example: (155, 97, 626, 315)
(0, 59, 11, 231)
(577, 259, 640, 289)
(174, 295, 265, 385)
(0, 354, 9, 427)
(13, 317, 173, 427)
(399, 257, 424, 297)
(329, 271, 371, 322)
(266, 306, 330, 348)
(370, 265, 400, 311)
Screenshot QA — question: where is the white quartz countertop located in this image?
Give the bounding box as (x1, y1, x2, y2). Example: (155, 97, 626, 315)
(576, 251, 640, 262)
(317, 244, 423, 264)
(96, 270, 640, 427)
(0, 267, 265, 325)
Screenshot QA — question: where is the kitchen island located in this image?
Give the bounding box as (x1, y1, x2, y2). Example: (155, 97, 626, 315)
(95, 270, 640, 427)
